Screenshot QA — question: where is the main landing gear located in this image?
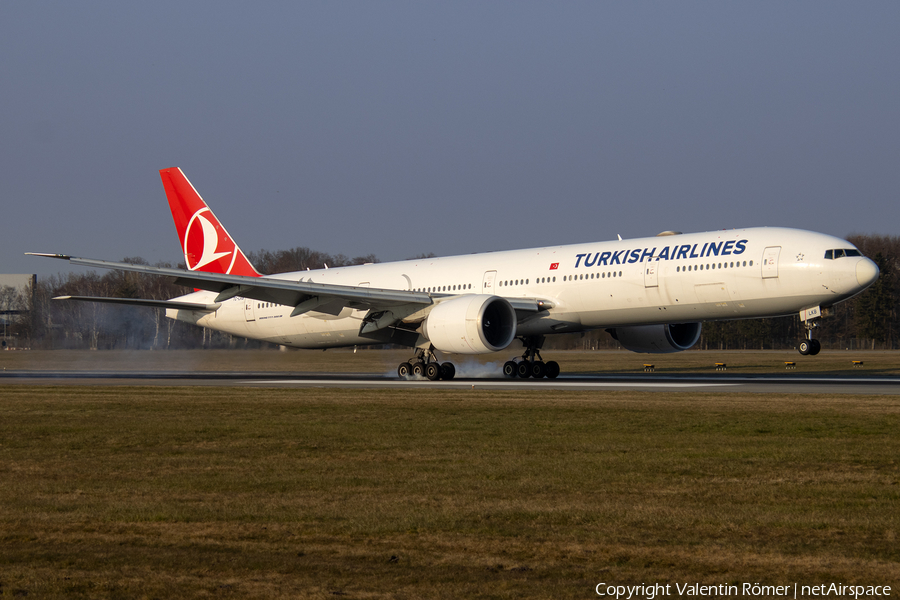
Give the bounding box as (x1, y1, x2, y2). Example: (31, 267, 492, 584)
(503, 335, 560, 379)
(397, 346, 456, 381)
(798, 315, 821, 356)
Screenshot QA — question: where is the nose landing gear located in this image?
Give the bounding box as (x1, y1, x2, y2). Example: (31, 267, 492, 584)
(798, 310, 822, 356)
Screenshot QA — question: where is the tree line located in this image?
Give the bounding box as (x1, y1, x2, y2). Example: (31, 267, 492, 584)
(2, 234, 897, 351)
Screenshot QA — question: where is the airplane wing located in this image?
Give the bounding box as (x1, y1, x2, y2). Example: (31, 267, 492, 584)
(29, 254, 552, 320)
(30, 254, 431, 315)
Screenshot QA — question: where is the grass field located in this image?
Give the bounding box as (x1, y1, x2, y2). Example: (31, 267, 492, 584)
(1, 382, 898, 598)
(4, 348, 900, 376)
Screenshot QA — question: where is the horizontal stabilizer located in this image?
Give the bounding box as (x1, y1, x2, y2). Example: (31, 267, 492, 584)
(53, 296, 221, 312)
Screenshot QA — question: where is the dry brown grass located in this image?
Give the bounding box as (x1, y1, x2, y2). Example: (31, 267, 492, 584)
(0, 386, 898, 598)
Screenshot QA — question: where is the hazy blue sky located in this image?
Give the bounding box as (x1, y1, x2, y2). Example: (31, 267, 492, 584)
(3, 2, 899, 278)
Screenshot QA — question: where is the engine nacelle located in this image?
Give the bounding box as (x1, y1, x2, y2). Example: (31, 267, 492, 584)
(608, 322, 701, 354)
(422, 295, 517, 354)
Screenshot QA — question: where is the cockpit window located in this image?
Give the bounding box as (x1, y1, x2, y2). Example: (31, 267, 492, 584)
(824, 248, 863, 260)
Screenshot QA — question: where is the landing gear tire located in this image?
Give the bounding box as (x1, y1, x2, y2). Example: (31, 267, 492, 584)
(440, 362, 456, 380)
(400, 345, 455, 381)
(516, 362, 531, 378)
(799, 341, 811, 356)
(425, 362, 441, 381)
(545, 361, 560, 379)
(809, 339, 821, 356)
(507, 335, 561, 380)
(503, 361, 518, 378)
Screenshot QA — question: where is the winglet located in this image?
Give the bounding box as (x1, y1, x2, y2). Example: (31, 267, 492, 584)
(25, 253, 71, 260)
(159, 168, 260, 277)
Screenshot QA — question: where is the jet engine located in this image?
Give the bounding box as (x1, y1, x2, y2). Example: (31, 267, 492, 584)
(608, 322, 701, 354)
(422, 295, 517, 354)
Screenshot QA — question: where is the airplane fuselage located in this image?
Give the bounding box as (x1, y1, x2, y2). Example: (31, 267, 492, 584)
(169, 226, 876, 351)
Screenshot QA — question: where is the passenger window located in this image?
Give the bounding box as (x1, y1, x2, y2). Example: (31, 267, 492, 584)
(749, 261, 753, 266)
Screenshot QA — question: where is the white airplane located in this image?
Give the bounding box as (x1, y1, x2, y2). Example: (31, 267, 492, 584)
(31, 167, 880, 380)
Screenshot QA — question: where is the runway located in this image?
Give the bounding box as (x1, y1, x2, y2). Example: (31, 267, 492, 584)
(3, 370, 900, 394)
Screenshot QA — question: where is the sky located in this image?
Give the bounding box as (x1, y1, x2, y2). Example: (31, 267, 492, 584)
(3, 2, 899, 278)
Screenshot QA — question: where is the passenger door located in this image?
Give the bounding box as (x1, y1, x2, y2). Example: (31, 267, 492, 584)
(762, 246, 781, 279)
(482, 270, 497, 294)
(643, 261, 659, 288)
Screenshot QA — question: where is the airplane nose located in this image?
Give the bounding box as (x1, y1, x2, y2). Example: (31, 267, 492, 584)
(856, 258, 880, 288)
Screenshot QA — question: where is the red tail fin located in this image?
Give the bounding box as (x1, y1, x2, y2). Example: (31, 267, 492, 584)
(159, 167, 260, 277)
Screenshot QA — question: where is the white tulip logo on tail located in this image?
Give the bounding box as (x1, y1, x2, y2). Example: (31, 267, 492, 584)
(183, 207, 237, 273)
